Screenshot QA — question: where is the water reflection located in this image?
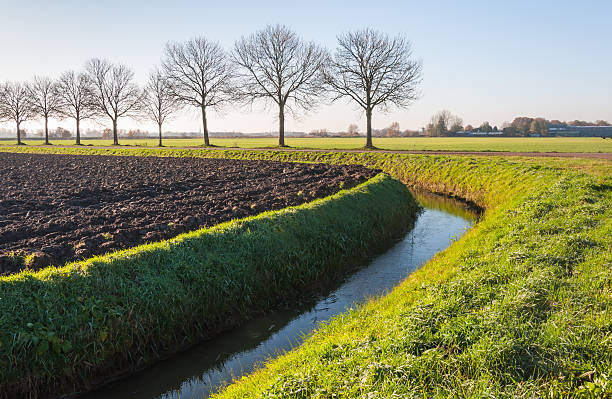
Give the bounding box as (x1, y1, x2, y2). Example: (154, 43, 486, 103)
(83, 192, 475, 399)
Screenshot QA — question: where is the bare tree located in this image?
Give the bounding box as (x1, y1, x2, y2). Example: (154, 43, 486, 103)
(162, 37, 234, 146)
(427, 110, 452, 136)
(347, 123, 360, 136)
(322, 29, 422, 148)
(143, 68, 181, 147)
(29, 77, 63, 145)
(449, 115, 464, 133)
(0, 85, 6, 123)
(0, 82, 35, 145)
(426, 110, 463, 136)
(56, 71, 97, 145)
(86, 58, 143, 145)
(233, 25, 326, 147)
(387, 121, 401, 137)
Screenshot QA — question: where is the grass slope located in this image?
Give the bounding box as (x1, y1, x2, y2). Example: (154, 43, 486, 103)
(217, 167, 612, 398)
(0, 147, 610, 397)
(0, 173, 417, 397)
(1, 136, 612, 153)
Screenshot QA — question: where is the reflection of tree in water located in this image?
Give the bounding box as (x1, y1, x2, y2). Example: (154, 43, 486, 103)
(91, 286, 334, 399)
(159, 307, 305, 399)
(159, 290, 347, 398)
(409, 188, 480, 221)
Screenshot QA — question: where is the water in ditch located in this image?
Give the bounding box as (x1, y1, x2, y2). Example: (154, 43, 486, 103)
(83, 190, 477, 399)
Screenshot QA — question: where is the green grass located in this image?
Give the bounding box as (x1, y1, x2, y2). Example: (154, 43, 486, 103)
(0, 173, 417, 397)
(0, 147, 610, 397)
(2, 136, 612, 153)
(207, 157, 610, 397)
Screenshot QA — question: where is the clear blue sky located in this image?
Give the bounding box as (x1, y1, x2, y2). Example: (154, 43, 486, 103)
(1, 0, 611, 134)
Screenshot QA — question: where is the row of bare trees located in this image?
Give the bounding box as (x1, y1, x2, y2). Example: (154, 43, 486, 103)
(0, 64, 144, 146)
(0, 25, 422, 149)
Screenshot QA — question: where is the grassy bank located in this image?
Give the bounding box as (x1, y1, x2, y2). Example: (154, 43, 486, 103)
(1, 136, 611, 153)
(1, 147, 610, 396)
(0, 173, 418, 397)
(215, 162, 611, 397)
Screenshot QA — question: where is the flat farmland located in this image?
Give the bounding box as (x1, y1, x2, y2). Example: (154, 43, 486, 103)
(0, 152, 376, 273)
(1, 137, 611, 153)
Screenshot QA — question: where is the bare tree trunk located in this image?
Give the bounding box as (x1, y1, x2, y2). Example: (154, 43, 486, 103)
(158, 123, 163, 147)
(112, 119, 118, 146)
(44, 117, 49, 145)
(16, 122, 22, 145)
(76, 119, 81, 145)
(365, 108, 373, 149)
(278, 104, 285, 147)
(201, 106, 210, 146)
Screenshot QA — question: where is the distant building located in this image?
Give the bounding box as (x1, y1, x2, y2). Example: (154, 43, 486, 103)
(548, 125, 612, 138)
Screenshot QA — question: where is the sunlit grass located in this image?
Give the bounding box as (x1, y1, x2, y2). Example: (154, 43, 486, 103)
(0, 146, 610, 397)
(204, 152, 611, 397)
(0, 172, 417, 397)
(1, 136, 611, 153)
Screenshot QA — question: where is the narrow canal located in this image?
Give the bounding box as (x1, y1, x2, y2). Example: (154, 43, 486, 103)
(84, 190, 477, 399)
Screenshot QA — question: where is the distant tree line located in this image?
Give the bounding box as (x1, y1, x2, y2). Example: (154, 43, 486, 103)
(424, 110, 497, 136)
(503, 117, 610, 136)
(0, 26, 422, 148)
(424, 111, 610, 137)
(308, 121, 419, 138)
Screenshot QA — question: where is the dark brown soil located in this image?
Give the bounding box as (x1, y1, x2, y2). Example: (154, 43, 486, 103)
(0, 153, 377, 273)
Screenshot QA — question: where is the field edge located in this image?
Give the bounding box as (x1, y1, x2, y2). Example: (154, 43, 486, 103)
(1, 147, 610, 397)
(0, 173, 419, 398)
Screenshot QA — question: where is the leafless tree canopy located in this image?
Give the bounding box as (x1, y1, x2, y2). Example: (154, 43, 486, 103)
(86, 58, 143, 145)
(347, 123, 360, 135)
(0, 86, 4, 122)
(426, 110, 464, 136)
(0, 81, 35, 144)
(162, 37, 234, 146)
(29, 76, 63, 144)
(56, 71, 97, 144)
(233, 24, 326, 146)
(430, 110, 453, 128)
(143, 68, 181, 146)
(323, 28, 422, 147)
(0, 28, 424, 148)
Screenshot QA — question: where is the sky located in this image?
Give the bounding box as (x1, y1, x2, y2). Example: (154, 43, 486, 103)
(0, 0, 611, 134)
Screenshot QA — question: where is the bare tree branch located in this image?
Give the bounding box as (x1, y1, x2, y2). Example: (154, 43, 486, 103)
(162, 37, 234, 146)
(0, 81, 35, 145)
(322, 28, 423, 148)
(143, 68, 181, 146)
(233, 24, 326, 146)
(86, 58, 144, 145)
(29, 76, 63, 145)
(56, 71, 97, 145)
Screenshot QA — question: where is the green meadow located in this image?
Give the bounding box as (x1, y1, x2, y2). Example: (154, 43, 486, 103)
(0, 146, 610, 397)
(1, 136, 612, 153)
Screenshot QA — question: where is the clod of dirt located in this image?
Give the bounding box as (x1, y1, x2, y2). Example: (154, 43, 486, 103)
(26, 252, 53, 269)
(0, 255, 17, 274)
